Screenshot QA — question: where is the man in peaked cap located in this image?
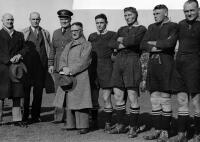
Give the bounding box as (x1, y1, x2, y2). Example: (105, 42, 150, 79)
(48, 9, 73, 124)
(57, 9, 73, 18)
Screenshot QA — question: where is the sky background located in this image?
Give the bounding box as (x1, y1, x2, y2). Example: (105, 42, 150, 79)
(0, 0, 187, 38)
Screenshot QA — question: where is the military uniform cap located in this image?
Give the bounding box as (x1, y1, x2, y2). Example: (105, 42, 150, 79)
(57, 9, 73, 18)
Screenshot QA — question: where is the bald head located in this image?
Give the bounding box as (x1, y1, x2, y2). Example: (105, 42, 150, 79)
(29, 12, 41, 28)
(2, 13, 14, 29)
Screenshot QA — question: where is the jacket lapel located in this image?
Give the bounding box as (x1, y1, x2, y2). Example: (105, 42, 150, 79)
(0, 29, 11, 41)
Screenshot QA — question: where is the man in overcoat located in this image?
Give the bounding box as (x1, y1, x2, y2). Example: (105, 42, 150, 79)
(0, 13, 29, 125)
(59, 22, 92, 134)
(22, 12, 51, 123)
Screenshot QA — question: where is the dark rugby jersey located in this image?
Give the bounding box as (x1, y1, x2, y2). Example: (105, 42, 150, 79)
(88, 31, 117, 59)
(117, 25, 146, 53)
(178, 19, 200, 54)
(140, 21, 178, 54)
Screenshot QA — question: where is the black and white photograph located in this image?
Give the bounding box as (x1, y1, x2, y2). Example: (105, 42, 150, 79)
(0, 0, 200, 141)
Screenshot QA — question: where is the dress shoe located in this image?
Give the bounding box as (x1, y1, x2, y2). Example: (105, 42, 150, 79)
(79, 128, 89, 134)
(104, 123, 112, 133)
(168, 132, 187, 142)
(127, 126, 138, 138)
(193, 134, 200, 142)
(108, 123, 126, 134)
(157, 130, 169, 142)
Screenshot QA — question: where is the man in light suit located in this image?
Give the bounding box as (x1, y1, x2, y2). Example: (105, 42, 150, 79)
(22, 12, 51, 123)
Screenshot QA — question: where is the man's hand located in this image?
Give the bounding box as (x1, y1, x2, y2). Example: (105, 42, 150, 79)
(151, 47, 162, 52)
(118, 43, 125, 49)
(117, 37, 124, 44)
(48, 66, 54, 74)
(10, 54, 22, 63)
(62, 67, 71, 75)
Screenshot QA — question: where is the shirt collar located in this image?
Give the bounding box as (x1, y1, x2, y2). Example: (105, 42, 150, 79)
(2, 25, 14, 37)
(161, 18, 170, 26)
(31, 26, 40, 33)
(97, 29, 108, 35)
(128, 21, 141, 28)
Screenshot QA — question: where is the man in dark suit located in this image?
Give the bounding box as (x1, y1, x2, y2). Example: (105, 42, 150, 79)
(22, 12, 51, 123)
(48, 9, 73, 123)
(0, 13, 29, 126)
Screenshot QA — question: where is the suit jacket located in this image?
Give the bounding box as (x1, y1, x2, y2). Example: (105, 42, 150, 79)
(22, 27, 51, 58)
(21, 27, 54, 93)
(0, 28, 29, 99)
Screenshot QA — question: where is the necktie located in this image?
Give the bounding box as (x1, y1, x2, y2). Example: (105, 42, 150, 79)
(34, 29, 38, 39)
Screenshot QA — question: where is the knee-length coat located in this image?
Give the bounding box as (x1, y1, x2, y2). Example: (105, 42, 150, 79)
(59, 36, 92, 110)
(0, 28, 29, 99)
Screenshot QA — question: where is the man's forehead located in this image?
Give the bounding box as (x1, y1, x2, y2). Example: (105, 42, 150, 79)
(153, 9, 165, 13)
(124, 11, 135, 14)
(3, 13, 14, 20)
(30, 13, 40, 19)
(184, 2, 198, 10)
(71, 25, 81, 30)
(95, 18, 106, 22)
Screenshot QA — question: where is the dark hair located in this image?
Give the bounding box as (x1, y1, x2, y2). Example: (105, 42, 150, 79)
(95, 13, 108, 23)
(185, 0, 199, 8)
(124, 7, 138, 19)
(71, 22, 83, 28)
(153, 4, 168, 11)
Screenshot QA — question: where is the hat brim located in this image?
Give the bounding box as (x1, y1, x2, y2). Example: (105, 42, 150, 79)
(58, 15, 71, 18)
(9, 62, 27, 83)
(57, 74, 77, 92)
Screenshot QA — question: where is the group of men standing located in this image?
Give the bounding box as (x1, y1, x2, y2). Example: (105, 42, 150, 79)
(0, 0, 200, 141)
(87, 0, 200, 141)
